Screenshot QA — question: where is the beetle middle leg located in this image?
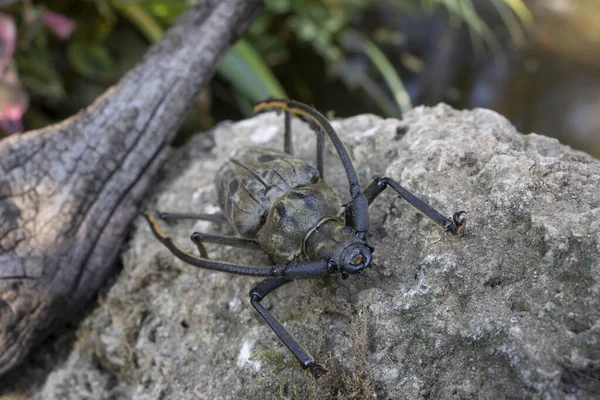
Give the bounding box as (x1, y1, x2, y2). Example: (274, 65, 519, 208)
(348, 177, 467, 235)
(250, 277, 328, 379)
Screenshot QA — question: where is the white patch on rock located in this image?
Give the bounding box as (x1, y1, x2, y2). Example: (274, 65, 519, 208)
(187, 205, 222, 234)
(236, 118, 263, 129)
(403, 269, 429, 297)
(409, 136, 422, 150)
(251, 125, 279, 143)
(237, 340, 261, 371)
(358, 126, 378, 141)
(191, 185, 211, 200)
(228, 296, 241, 313)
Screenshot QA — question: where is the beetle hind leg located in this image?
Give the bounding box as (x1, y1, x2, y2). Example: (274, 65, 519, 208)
(283, 109, 325, 177)
(150, 210, 252, 257)
(144, 210, 283, 277)
(284, 110, 293, 155)
(190, 232, 263, 258)
(157, 211, 227, 222)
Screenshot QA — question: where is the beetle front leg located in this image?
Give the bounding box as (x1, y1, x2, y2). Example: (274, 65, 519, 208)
(357, 177, 466, 235)
(250, 277, 328, 379)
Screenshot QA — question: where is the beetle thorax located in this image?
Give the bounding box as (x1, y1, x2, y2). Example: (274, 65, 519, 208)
(256, 182, 343, 263)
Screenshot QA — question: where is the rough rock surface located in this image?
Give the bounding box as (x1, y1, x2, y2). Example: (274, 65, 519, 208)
(6, 105, 600, 399)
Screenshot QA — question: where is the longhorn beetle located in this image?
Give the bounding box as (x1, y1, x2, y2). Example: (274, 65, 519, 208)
(143, 99, 466, 378)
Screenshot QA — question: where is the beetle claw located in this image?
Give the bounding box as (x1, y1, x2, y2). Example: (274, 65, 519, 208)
(450, 211, 467, 236)
(309, 363, 328, 379)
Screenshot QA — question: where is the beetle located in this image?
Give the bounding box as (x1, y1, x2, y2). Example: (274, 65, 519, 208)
(143, 99, 466, 378)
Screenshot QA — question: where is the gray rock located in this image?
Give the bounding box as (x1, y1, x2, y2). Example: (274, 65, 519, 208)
(17, 105, 600, 398)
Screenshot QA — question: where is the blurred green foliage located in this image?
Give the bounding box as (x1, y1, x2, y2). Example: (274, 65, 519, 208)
(0, 0, 529, 138)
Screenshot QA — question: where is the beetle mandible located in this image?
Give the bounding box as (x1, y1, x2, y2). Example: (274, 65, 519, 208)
(143, 99, 466, 378)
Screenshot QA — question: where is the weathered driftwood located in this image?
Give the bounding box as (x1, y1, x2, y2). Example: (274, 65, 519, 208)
(0, 0, 263, 376)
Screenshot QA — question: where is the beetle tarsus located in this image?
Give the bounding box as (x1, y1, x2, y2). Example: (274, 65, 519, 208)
(454, 211, 467, 233)
(447, 211, 467, 236)
(308, 362, 328, 379)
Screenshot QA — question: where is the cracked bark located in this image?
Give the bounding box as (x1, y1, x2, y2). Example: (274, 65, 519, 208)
(0, 0, 263, 376)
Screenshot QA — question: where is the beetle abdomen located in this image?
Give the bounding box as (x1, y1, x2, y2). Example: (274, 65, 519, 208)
(215, 148, 321, 237)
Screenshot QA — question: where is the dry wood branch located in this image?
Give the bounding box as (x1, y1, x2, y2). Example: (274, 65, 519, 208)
(0, 0, 263, 376)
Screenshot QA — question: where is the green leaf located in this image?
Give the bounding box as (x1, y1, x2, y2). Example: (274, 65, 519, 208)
(67, 39, 116, 80)
(361, 37, 411, 116)
(265, 0, 292, 14)
(490, 0, 531, 47)
(112, 1, 164, 42)
(14, 50, 65, 99)
(142, 0, 188, 25)
(217, 39, 286, 108)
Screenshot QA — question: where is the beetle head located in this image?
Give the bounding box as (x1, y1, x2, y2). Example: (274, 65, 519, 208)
(338, 242, 372, 279)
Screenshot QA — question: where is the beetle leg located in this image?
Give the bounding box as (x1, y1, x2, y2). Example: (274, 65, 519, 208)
(283, 107, 325, 177)
(157, 211, 227, 222)
(145, 211, 280, 277)
(190, 232, 263, 258)
(145, 211, 336, 277)
(250, 277, 328, 379)
(355, 177, 466, 235)
(316, 125, 325, 178)
(284, 110, 293, 155)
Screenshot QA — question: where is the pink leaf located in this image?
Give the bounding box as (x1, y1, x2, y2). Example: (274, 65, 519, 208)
(0, 65, 29, 135)
(0, 13, 16, 79)
(42, 10, 75, 40)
